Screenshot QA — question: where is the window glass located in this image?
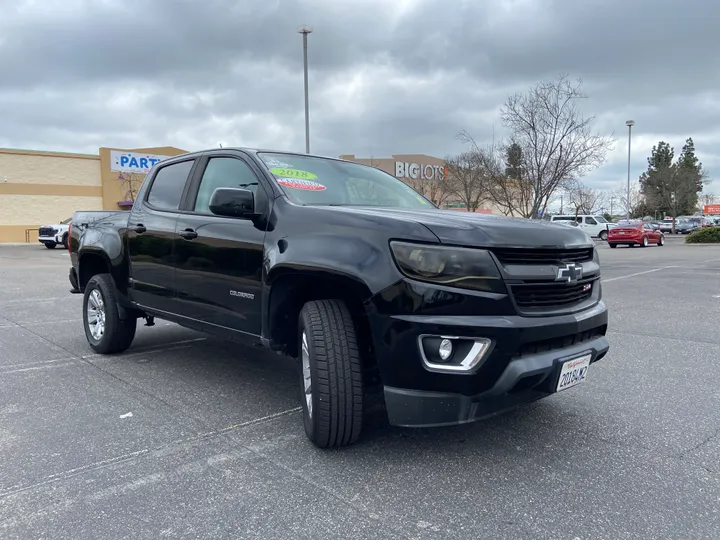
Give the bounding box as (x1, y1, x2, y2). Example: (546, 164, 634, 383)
(257, 152, 433, 209)
(193, 157, 259, 214)
(147, 160, 194, 211)
(594, 216, 608, 223)
(552, 216, 577, 221)
(585, 217, 597, 225)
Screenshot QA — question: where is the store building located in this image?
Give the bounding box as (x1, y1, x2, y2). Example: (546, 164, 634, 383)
(0, 146, 187, 242)
(339, 153, 496, 214)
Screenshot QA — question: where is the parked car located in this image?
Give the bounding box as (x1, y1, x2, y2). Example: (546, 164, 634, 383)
(607, 220, 665, 248)
(68, 148, 610, 448)
(549, 214, 614, 240)
(675, 217, 701, 234)
(658, 218, 675, 233)
(38, 217, 72, 249)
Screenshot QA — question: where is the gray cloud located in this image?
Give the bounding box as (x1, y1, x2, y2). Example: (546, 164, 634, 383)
(1, 0, 719, 198)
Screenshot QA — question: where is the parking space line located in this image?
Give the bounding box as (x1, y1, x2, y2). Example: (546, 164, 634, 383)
(0, 406, 301, 500)
(603, 268, 666, 282)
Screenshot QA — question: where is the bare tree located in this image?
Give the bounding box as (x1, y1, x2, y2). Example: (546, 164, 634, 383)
(566, 180, 607, 216)
(702, 192, 717, 206)
(443, 151, 491, 211)
(460, 74, 616, 218)
(118, 172, 146, 203)
(610, 182, 644, 218)
(404, 172, 451, 208)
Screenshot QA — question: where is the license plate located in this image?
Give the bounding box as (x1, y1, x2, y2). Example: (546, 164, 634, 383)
(619, 231, 625, 235)
(556, 354, 591, 392)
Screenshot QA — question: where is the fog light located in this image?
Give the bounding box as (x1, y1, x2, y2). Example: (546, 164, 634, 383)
(438, 339, 453, 361)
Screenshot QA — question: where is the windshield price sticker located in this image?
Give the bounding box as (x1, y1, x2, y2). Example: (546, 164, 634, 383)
(277, 178, 326, 191)
(270, 168, 317, 180)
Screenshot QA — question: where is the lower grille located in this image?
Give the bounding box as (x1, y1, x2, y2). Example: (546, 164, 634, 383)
(513, 324, 607, 359)
(38, 227, 57, 237)
(510, 277, 596, 311)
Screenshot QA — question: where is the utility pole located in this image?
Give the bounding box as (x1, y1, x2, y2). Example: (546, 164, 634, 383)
(298, 25, 313, 154)
(560, 195, 564, 214)
(610, 196, 615, 216)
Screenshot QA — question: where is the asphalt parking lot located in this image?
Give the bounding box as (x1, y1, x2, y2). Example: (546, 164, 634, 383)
(1, 238, 719, 540)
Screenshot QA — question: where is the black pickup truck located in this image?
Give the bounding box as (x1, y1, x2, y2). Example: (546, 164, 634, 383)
(68, 148, 610, 448)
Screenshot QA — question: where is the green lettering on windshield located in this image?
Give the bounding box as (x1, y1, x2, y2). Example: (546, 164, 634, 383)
(270, 168, 317, 180)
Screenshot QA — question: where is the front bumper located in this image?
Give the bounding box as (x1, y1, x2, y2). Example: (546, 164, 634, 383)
(384, 334, 608, 427)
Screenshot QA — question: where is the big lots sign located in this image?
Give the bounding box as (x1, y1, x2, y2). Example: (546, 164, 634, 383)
(110, 150, 174, 174)
(704, 204, 720, 214)
(395, 161, 446, 182)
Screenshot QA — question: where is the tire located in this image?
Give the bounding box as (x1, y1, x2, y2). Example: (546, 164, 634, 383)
(62, 233, 69, 250)
(599, 230, 608, 241)
(82, 273, 137, 354)
(298, 299, 363, 448)
(609, 243, 617, 248)
(658, 235, 664, 246)
(641, 236, 648, 247)
(44, 242, 57, 249)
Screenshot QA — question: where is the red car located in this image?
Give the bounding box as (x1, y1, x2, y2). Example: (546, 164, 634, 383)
(607, 220, 665, 248)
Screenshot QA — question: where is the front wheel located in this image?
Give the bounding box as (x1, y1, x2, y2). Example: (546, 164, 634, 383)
(83, 274, 137, 354)
(298, 299, 363, 448)
(62, 233, 69, 250)
(641, 236, 649, 247)
(43, 242, 57, 249)
(658, 235, 664, 246)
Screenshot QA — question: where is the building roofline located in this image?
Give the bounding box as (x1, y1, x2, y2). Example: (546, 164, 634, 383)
(0, 147, 100, 160)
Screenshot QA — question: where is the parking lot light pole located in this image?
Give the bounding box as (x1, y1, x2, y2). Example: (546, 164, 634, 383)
(298, 25, 313, 154)
(626, 120, 635, 219)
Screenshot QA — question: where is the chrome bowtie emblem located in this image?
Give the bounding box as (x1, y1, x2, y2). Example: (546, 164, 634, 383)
(556, 263, 583, 283)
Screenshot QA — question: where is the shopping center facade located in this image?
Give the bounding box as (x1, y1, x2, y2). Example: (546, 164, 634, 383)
(0, 147, 496, 243)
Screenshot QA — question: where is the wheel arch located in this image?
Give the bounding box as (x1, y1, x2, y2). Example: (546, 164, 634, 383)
(264, 268, 377, 378)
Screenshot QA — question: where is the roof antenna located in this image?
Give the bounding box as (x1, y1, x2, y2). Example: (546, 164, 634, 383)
(218, 142, 223, 148)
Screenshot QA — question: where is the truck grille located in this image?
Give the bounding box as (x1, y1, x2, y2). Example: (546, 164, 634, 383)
(491, 247, 593, 266)
(510, 277, 596, 311)
(38, 227, 57, 237)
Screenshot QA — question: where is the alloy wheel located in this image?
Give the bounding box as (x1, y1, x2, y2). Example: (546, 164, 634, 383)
(86, 289, 106, 340)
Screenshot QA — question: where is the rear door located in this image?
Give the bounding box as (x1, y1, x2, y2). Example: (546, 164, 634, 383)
(582, 216, 600, 237)
(173, 151, 272, 336)
(127, 157, 198, 313)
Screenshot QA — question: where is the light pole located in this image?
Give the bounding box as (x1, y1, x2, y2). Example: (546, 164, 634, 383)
(625, 120, 634, 219)
(298, 25, 313, 154)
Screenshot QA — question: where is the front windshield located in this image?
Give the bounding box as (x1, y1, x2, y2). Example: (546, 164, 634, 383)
(258, 152, 435, 209)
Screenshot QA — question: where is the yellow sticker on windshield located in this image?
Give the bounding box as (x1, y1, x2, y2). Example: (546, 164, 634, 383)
(270, 168, 317, 180)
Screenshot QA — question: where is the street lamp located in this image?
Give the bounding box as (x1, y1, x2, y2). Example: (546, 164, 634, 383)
(298, 25, 313, 154)
(625, 120, 634, 219)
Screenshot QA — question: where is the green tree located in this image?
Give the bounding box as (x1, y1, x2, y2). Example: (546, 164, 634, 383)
(639, 138, 706, 225)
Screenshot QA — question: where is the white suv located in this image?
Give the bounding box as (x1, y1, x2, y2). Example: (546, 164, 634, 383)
(550, 214, 614, 240)
(38, 218, 71, 249)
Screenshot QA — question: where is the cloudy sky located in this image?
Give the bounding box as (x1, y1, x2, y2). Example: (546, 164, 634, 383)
(1, 0, 719, 207)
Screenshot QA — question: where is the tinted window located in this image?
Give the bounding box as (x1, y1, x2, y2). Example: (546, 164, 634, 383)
(194, 157, 259, 214)
(585, 217, 597, 225)
(147, 160, 194, 210)
(257, 152, 433, 209)
(552, 216, 577, 221)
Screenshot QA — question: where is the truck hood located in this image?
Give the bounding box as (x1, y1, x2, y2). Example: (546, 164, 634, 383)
(325, 206, 594, 249)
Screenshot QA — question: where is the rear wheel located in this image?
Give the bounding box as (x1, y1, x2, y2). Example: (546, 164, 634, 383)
(599, 230, 608, 241)
(62, 233, 69, 250)
(298, 299, 363, 448)
(609, 243, 617, 249)
(83, 274, 137, 354)
(43, 242, 56, 249)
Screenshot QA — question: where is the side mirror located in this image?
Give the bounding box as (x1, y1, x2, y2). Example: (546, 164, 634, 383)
(209, 188, 255, 218)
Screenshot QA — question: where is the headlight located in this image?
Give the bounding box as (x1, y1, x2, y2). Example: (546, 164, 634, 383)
(389, 241, 506, 293)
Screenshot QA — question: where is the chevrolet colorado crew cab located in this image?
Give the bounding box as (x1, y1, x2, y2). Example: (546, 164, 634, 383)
(68, 148, 610, 448)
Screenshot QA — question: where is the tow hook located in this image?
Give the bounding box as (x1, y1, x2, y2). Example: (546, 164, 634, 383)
(144, 316, 155, 327)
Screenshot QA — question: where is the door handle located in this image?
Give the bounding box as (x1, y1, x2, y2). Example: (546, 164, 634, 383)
(179, 228, 198, 240)
(132, 224, 146, 233)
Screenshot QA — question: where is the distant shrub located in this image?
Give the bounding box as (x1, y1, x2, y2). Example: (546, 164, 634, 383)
(685, 227, 720, 243)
